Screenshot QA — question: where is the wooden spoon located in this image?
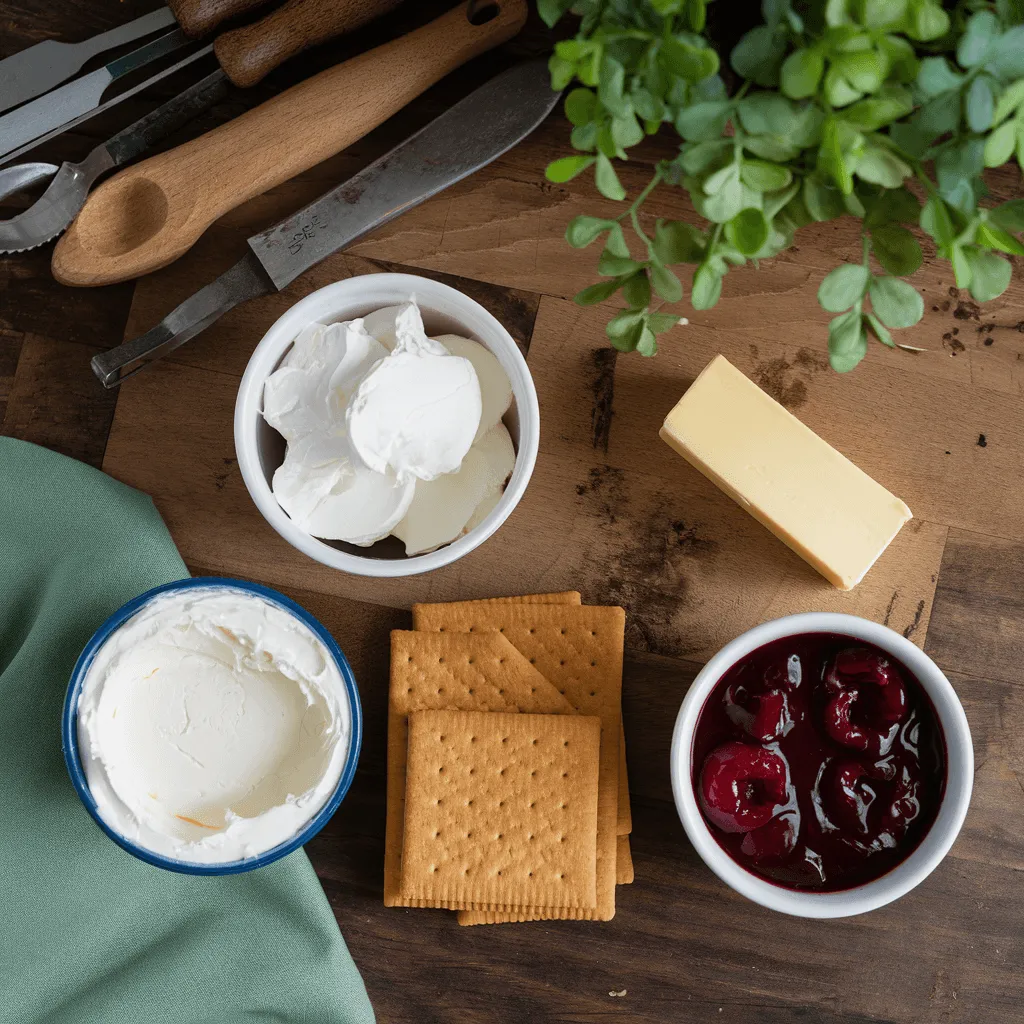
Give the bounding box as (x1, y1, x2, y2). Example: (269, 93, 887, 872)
(52, 0, 527, 287)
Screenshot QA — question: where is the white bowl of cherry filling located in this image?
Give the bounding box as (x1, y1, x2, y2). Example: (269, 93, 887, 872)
(234, 274, 539, 577)
(671, 613, 974, 918)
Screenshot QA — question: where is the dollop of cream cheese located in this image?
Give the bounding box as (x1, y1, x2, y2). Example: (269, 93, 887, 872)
(76, 587, 351, 865)
(261, 298, 515, 553)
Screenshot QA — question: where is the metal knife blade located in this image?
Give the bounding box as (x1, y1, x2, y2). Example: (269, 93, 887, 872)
(0, 71, 228, 253)
(0, 44, 215, 169)
(0, 7, 178, 115)
(0, 28, 195, 162)
(91, 60, 559, 387)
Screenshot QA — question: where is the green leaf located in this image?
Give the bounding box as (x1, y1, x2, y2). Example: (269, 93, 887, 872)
(548, 54, 575, 91)
(598, 55, 630, 118)
(725, 208, 770, 256)
(950, 244, 972, 288)
(966, 249, 1012, 301)
(841, 88, 914, 131)
(957, 10, 998, 69)
(869, 276, 924, 328)
(904, 0, 949, 41)
(993, 79, 1024, 127)
(737, 93, 798, 135)
(674, 101, 731, 142)
(920, 195, 955, 245)
(966, 77, 995, 133)
(803, 176, 847, 221)
(763, 181, 801, 220)
(597, 249, 641, 276)
(611, 114, 644, 149)
(691, 263, 723, 309)
(621, 271, 651, 308)
(870, 224, 923, 276)
(976, 222, 1024, 256)
(828, 307, 868, 372)
(936, 140, 984, 214)
(565, 215, 613, 248)
(916, 57, 963, 98)
(605, 308, 645, 339)
(818, 264, 870, 312)
(854, 144, 912, 188)
(575, 279, 624, 305)
(653, 220, 705, 264)
(546, 155, 595, 183)
(661, 38, 719, 82)
(594, 153, 626, 201)
(730, 26, 786, 86)
(989, 199, 1024, 233)
(831, 50, 885, 94)
(699, 175, 747, 222)
(680, 140, 732, 174)
(864, 186, 920, 227)
(986, 26, 1024, 79)
(863, 0, 904, 29)
(740, 160, 792, 192)
(984, 121, 1017, 167)
(865, 311, 894, 347)
(631, 87, 665, 124)
(538, 0, 574, 29)
(570, 122, 598, 151)
(564, 88, 597, 127)
(703, 161, 739, 195)
(650, 263, 683, 302)
(648, 313, 682, 333)
(781, 48, 824, 99)
(604, 222, 631, 257)
(742, 133, 801, 161)
(636, 325, 658, 357)
(818, 117, 863, 194)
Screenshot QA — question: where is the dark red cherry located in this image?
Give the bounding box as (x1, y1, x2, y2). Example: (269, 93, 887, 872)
(740, 811, 799, 863)
(699, 742, 790, 834)
(725, 683, 792, 742)
(826, 647, 907, 725)
(829, 761, 879, 835)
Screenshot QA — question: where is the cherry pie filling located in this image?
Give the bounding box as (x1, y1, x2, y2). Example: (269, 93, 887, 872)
(692, 634, 946, 891)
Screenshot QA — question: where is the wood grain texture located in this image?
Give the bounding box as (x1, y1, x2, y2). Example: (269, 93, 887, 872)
(5, 0, 1024, 1018)
(214, 0, 405, 87)
(51, 0, 528, 285)
(167, 0, 274, 37)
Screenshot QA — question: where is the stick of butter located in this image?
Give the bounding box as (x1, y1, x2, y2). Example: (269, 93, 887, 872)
(659, 354, 911, 591)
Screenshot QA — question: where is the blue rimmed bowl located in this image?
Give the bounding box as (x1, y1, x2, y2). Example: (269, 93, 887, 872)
(62, 576, 363, 875)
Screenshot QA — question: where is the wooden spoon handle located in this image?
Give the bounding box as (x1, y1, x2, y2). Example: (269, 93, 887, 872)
(215, 0, 405, 88)
(168, 0, 275, 37)
(52, 0, 527, 288)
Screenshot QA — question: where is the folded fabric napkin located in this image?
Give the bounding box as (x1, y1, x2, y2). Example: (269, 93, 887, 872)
(0, 438, 375, 1024)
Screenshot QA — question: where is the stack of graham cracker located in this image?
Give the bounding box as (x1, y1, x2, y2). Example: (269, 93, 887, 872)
(384, 592, 632, 925)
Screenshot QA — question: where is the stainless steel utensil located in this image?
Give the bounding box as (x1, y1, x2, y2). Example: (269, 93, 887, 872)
(91, 60, 559, 387)
(0, 8, 178, 115)
(0, 72, 227, 253)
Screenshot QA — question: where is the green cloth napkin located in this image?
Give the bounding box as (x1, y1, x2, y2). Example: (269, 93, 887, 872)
(0, 438, 375, 1024)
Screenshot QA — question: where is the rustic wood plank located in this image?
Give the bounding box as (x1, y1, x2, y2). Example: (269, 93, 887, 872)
(2, 334, 118, 467)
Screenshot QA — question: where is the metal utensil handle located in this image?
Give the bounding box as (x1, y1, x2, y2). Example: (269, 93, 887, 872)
(91, 256, 272, 387)
(106, 70, 228, 167)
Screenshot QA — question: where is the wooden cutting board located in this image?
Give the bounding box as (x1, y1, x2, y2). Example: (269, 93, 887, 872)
(102, 115, 1024, 661)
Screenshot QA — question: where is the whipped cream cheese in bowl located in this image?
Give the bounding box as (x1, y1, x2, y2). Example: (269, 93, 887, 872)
(63, 578, 362, 874)
(234, 274, 539, 577)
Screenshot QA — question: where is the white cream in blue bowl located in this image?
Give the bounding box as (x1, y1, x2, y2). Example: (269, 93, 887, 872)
(63, 577, 362, 873)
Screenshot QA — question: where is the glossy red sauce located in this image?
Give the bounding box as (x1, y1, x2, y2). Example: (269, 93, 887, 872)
(691, 633, 946, 891)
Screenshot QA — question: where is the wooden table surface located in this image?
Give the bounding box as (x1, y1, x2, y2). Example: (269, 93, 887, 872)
(3, 3, 1024, 1022)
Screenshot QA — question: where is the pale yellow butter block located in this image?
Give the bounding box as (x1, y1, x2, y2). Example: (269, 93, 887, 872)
(659, 354, 912, 591)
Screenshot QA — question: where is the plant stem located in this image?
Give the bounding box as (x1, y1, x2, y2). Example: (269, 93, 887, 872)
(620, 167, 664, 244)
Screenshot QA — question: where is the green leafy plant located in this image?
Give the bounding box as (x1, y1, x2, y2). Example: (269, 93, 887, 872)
(542, 0, 1024, 370)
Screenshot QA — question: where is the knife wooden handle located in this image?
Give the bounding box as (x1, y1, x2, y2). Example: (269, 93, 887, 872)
(52, 0, 527, 288)
(169, 0, 274, 37)
(215, 0, 405, 88)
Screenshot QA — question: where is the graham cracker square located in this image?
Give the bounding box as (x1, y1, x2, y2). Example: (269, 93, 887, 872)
(400, 710, 601, 910)
(384, 630, 576, 909)
(412, 601, 625, 922)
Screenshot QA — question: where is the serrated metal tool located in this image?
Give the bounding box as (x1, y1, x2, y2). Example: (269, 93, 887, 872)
(0, 71, 226, 253)
(91, 60, 559, 387)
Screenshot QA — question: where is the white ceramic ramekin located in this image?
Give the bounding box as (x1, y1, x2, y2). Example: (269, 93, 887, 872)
(671, 612, 973, 918)
(234, 273, 539, 577)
